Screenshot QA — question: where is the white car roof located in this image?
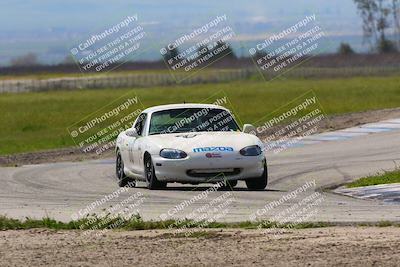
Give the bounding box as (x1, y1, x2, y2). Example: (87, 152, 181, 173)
(142, 103, 230, 114)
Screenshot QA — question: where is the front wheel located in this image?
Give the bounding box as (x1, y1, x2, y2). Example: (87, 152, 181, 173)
(245, 161, 268, 190)
(116, 150, 135, 187)
(144, 156, 167, 190)
(219, 179, 238, 190)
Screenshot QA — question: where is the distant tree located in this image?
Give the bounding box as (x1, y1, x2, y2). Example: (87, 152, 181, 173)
(10, 53, 39, 67)
(210, 40, 236, 59)
(338, 43, 356, 54)
(197, 44, 208, 54)
(252, 50, 262, 58)
(354, 0, 400, 52)
(377, 38, 398, 52)
(392, 0, 400, 47)
(162, 46, 179, 63)
(192, 44, 207, 62)
(254, 50, 269, 59)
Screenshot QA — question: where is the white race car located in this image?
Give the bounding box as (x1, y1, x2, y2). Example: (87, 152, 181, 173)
(115, 103, 267, 190)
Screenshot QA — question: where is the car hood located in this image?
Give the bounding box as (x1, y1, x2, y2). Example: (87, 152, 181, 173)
(144, 131, 261, 154)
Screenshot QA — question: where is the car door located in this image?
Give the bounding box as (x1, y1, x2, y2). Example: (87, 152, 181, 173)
(126, 113, 147, 175)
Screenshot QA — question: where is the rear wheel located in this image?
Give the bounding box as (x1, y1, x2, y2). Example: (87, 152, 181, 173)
(144, 156, 167, 190)
(245, 161, 268, 190)
(116, 150, 135, 187)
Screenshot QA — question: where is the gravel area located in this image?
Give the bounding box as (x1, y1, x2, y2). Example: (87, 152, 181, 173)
(0, 227, 399, 266)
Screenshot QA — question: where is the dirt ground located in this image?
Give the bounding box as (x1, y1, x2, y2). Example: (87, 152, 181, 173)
(1, 107, 400, 167)
(0, 227, 399, 266)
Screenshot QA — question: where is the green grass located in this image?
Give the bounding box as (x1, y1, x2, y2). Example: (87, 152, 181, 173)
(1, 214, 398, 233)
(1, 75, 400, 155)
(0, 214, 331, 231)
(347, 169, 400, 188)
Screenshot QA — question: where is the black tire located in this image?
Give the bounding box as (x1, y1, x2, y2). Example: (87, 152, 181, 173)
(245, 162, 268, 190)
(144, 155, 167, 190)
(219, 179, 238, 190)
(227, 180, 238, 188)
(116, 150, 135, 187)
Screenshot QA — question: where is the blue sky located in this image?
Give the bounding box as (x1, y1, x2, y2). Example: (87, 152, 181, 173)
(0, 0, 363, 65)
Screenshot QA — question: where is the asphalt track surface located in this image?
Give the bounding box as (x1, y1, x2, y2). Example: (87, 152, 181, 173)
(0, 125, 399, 223)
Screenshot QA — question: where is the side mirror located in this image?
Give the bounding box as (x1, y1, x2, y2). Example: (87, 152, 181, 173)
(125, 128, 138, 137)
(242, 124, 257, 136)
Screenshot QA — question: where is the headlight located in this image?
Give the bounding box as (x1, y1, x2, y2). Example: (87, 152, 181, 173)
(239, 145, 262, 156)
(160, 149, 188, 159)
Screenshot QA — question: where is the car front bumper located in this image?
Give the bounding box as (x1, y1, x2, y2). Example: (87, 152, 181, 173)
(151, 153, 265, 183)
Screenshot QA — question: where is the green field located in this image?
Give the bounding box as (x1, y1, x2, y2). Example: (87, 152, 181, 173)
(347, 169, 400, 188)
(1, 75, 400, 155)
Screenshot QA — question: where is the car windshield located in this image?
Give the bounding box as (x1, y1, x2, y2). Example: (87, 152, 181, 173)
(149, 108, 240, 135)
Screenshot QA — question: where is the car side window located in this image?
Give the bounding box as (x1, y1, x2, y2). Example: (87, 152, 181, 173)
(133, 113, 147, 136)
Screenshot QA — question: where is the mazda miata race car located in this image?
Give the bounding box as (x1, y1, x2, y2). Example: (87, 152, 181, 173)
(115, 103, 267, 190)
